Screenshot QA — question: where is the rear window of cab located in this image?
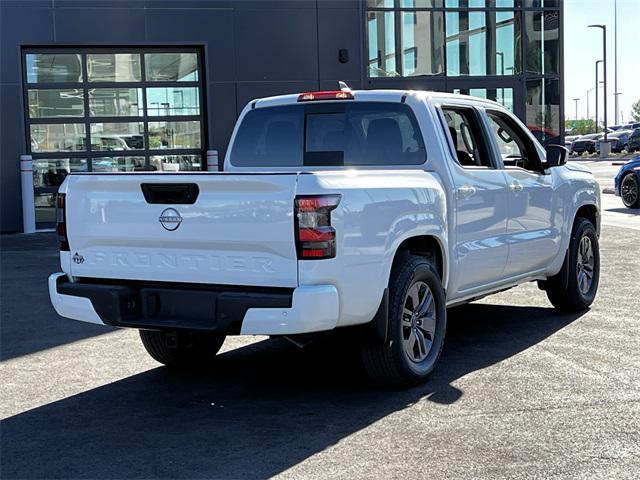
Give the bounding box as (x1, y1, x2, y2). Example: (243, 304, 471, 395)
(230, 102, 426, 167)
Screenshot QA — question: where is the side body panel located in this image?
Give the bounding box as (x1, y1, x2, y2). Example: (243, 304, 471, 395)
(501, 168, 563, 276)
(448, 166, 509, 293)
(296, 170, 448, 328)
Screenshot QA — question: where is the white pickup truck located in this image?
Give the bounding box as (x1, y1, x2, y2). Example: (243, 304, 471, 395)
(49, 89, 601, 386)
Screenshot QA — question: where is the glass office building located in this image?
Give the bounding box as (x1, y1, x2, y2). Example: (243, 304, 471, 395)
(0, 0, 563, 232)
(366, 0, 563, 146)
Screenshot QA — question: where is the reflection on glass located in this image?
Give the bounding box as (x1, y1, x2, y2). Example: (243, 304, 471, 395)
(146, 87, 200, 116)
(89, 88, 143, 117)
(90, 123, 144, 151)
(30, 124, 86, 152)
(526, 78, 560, 146)
(401, 11, 444, 76)
(33, 159, 87, 188)
(445, 0, 519, 6)
(28, 89, 84, 118)
(91, 157, 146, 172)
(87, 54, 142, 82)
(25, 54, 82, 83)
(524, 10, 559, 75)
(367, 0, 395, 8)
(367, 11, 397, 77)
(34, 193, 58, 224)
(145, 53, 199, 81)
(454, 87, 514, 112)
(150, 155, 202, 172)
(446, 10, 520, 76)
(400, 0, 444, 6)
(148, 121, 201, 149)
(525, 0, 558, 7)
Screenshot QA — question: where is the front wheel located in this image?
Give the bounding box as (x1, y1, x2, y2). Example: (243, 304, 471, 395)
(139, 329, 226, 368)
(361, 255, 446, 387)
(621, 173, 640, 208)
(544, 217, 600, 312)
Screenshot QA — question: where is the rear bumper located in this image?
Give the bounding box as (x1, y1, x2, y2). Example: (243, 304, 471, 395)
(48, 273, 339, 335)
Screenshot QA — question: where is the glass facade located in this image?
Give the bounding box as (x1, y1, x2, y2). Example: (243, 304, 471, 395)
(366, 0, 562, 142)
(23, 47, 205, 225)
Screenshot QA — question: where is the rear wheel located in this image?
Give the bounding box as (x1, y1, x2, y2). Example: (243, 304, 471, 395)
(544, 217, 599, 312)
(361, 255, 446, 387)
(621, 173, 640, 208)
(139, 329, 226, 368)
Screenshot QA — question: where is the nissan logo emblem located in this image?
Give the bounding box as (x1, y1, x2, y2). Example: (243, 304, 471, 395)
(159, 208, 183, 231)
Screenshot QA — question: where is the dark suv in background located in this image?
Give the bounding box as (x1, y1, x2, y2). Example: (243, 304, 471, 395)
(572, 133, 603, 154)
(627, 128, 640, 152)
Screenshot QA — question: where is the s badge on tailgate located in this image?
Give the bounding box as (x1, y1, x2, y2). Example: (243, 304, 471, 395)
(159, 208, 183, 231)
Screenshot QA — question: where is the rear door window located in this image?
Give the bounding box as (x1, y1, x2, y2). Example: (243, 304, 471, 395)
(230, 102, 426, 167)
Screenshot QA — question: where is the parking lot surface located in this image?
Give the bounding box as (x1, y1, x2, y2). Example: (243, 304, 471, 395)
(1, 196, 639, 478)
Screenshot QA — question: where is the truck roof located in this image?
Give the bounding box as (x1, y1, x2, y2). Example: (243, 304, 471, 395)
(252, 89, 504, 110)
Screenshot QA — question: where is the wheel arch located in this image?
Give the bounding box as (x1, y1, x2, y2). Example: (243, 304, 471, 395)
(389, 234, 448, 290)
(574, 203, 600, 236)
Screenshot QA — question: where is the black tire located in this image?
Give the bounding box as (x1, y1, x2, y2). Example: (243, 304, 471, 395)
(139, 329, 226, 368)
(544, 217, 600, 312)
(621, 172, 640, 208)
(361, 255, 446, 387)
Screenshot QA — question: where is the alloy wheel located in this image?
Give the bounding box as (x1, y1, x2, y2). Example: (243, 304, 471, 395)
(621, 175, 638, 207)
(401, 281, 437, 363)
(576, 236, 595, 295)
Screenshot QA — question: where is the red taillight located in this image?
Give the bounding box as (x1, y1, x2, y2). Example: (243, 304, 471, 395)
(297, 90, 354, 102)
(56, 193, 69, 251)
(295, 194, 340, 260)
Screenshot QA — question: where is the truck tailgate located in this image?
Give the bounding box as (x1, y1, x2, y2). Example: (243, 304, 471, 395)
(64, 173, 299, 288)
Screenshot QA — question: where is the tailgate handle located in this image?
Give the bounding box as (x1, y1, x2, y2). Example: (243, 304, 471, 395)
(141, 183, 199, 204)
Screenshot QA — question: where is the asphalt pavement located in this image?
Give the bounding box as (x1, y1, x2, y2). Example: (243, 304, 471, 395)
(1, 194, 639, 478)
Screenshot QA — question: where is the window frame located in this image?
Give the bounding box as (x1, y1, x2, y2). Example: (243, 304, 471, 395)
(22, 46, 206, 173)
(438, 104, 497, 169)
(483, 107, 545, 173)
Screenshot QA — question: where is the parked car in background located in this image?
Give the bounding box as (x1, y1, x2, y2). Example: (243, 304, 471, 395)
(572, 133, 603, 154)
(627, 128, 640, 152)
(596, 130, 632, 154)
(614, 156, 640, 208)
(565, 134, 579, 153)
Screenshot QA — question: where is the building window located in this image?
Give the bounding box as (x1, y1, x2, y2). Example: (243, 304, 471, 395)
(526, 78, 560, 145)
(367, 1, 521, 79)
(524, 10, 559, 75)
(23, 47, 205, 225)
(453, 87, 514, 112)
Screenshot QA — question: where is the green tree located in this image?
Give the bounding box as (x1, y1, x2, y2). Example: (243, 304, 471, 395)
(631, 99, 640, 122)
(565, 119, 596, 135)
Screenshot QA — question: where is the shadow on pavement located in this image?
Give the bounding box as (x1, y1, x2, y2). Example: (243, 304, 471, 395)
(605, 207, 639, 214)
(1, 233, 114, 361)
(1, 302, 585, 479)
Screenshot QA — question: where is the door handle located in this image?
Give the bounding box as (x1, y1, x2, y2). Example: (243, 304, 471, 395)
(509, 181, 523, 193)
(457, 184, 476, 198)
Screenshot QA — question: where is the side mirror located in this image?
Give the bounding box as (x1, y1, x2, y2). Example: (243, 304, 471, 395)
(545, 144, 568, 168)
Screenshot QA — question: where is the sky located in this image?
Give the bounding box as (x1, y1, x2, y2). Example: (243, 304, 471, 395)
(564, 0, 640, 125)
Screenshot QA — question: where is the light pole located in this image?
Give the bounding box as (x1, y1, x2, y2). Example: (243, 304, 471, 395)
(589, 24, 608, 143)
(614, 92, 622, 124)
(572, 98, 580, 120)
(586, 87, 595, 125)
(595, 60, 603, 133)
(614, 0, 619, 125)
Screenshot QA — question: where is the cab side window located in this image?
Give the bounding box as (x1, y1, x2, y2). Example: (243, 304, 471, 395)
(441, 107, 493, 168)
(486, 111, 542, 173)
